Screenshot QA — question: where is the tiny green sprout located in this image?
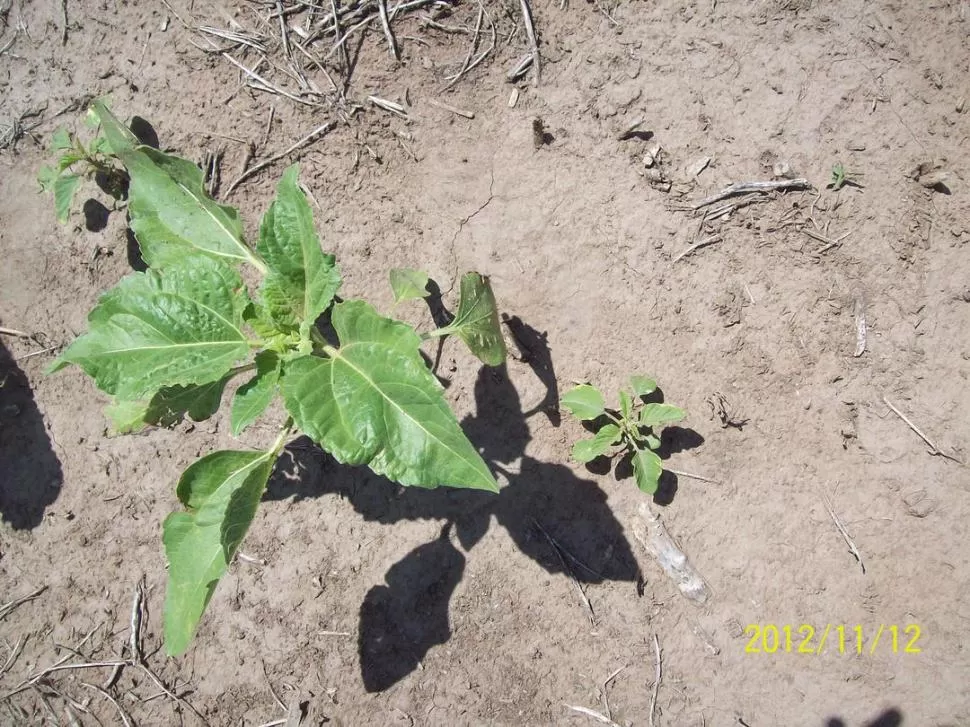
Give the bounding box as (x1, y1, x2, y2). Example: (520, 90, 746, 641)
(561, 376, 685, 495)
(37, 118, 130, 223)
(828, 162, 864, 191)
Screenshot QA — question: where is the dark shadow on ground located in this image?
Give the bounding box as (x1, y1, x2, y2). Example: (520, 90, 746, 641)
(265, 317, 640, 692)
(358, 526, 465, 691)
(825, 707, 904, 727)
(0, 338, 63, 529)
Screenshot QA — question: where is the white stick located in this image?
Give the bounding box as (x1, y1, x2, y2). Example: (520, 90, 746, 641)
(631, 502, 711, 603)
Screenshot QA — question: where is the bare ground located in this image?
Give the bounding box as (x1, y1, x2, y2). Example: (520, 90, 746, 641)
(2, 1, 970, 725)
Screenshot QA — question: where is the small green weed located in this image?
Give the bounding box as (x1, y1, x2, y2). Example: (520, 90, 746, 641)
(561, 376, 685, 495)
(37, 113, 130, 222)
(828, 162, 864, 191)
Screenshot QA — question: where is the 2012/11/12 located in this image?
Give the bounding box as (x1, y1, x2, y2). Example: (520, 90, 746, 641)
(744, 624, 922, 655)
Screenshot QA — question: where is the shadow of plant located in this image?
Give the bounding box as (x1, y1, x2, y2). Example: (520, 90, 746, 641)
(0, 337, 63, 529)
(265, 317, 642, 692)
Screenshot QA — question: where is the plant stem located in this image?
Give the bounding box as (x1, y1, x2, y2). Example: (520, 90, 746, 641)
(230, 362, 258, 376)
(604, 410, 624, 426)
(422, 326, 453, 340)
(269, 417, 294, 455)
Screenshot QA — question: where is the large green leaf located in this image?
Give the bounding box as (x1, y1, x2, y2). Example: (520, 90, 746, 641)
(125, 148, 264, 270)
(88, 100, 138, 156)
(639, 403, 686, 428)
(389, 268, 430, 303)
(561, 384, 606, 421)
(631, 447, 663, 494)
(87, 103, 263, 271)
(230, 352, 281, 436)
(440, 273, 506, 366)
(162, 449, 276, 655)
(572, 423, 621, 463)
(256, 165, 341, 338)
(53, 255, 251, 400)
(106, 377, 231, 433)
(281, 300, 498, 492)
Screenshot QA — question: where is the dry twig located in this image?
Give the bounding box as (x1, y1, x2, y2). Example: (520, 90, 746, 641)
(426, 97, 474, 119)
(0, 326, 30, 338)
(672, 234, 722, 263)
(376, 0, 400, 59)
(0, 586, 46, 620)
(519, 0, 540, 85)
(600, 665, 626, 721)
(667, 468, 719, 484)
(0, 635, 27, 680)
(649, 634, 662, 727)
(532, 519, 594, 623)
(820, 490, 865, 574)
(692, 178, 811, 210)
(80, 682, 134, 727)
(882, 396, 964, 464)
(225, 121, 337, 195)
(566, 704, 624, 727)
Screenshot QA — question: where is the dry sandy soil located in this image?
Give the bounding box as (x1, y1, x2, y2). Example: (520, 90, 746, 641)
(2, 0, 970, 725)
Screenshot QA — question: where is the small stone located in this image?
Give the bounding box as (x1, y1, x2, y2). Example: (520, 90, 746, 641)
(687, 155, 711, 178)
(918, 170, 948, 189)
(957, 97, 966, 113)
(772, 161, 794, 178)
(847, 141, 866, 151)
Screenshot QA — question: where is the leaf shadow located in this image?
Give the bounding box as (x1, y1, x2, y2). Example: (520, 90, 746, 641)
(264, 317, 640, 692)
(0, 337, 63, 529)
(824, 707, 904, 727)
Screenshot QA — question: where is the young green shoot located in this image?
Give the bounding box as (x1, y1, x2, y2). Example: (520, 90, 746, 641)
(37, 111, 133, 222)
(828, 162, 864, 191)
(561, 376, 685, 495)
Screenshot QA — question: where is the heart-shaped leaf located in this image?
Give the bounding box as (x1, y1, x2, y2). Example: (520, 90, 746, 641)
(230, 352, 281, 436)
(440, 273, 506, 366)
(89, 102, 263, 271)
(107, 377, 231, 433)
(561, 384, 606, 421)
(256, 165, 341, 340)
(572, 423, 622, 463)
(630, 375, 658, 397)
(281, 300, 497, 492)
(389, 268, 430, 303)
(639, 404, 686, 428)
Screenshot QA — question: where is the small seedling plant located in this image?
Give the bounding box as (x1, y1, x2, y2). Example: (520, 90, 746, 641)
(42, 102, 507, 656)
(37, 122, 129, 223)
(827, 162, 864, 191)
(561, 376, 685, 495)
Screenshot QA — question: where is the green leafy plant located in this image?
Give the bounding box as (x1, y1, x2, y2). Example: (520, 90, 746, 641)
(37, 114, 130, 222)
(561, 376, 685, 495)
(43, 102, 507, 655)
(828, 162, 864, 191)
